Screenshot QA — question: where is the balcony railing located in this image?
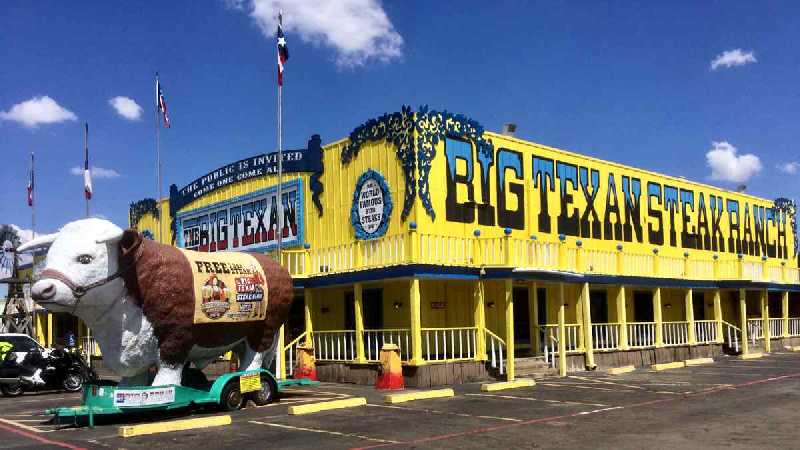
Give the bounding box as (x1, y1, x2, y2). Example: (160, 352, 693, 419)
(313, 330, 357, 362)
(591, 323, 621, 351)
(662, 321, 689, 346)
(628, 322, 657, 348)
(695, 320, 718, 344)
(364, 328, 410, 362)
(421, 327, 477, 362)
(274, 229, 798, 285)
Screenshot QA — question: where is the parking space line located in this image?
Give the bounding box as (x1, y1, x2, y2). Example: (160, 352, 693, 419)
(367, 403, 522, 422)
(0, 418, 48, 434)
(538, 383, 630, 392)
(464, 393, 608, 407)
(0, 421, 85, 449)
(249, 420, 399, 444)
(569, 375, 645, 390)
(351, 371, 800, 449)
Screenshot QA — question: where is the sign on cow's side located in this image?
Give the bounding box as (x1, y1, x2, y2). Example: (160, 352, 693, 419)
(179, 249, 269, 324)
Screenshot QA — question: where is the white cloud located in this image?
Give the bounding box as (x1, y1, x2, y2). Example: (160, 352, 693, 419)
(7, 224, 35, 266)
(706, 141, 762, 183)
(777, 161, 800, 175)
(109, 96, 143, 121)
(0, 96, 77, 128)
(232, 0, 403, 67)
(70, 166, 121, 179)
(710, 49, 757, 71)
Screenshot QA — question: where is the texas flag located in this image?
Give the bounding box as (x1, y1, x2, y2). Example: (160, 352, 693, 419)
(277, 13, 289, 86)
(84, 123, 92, 200)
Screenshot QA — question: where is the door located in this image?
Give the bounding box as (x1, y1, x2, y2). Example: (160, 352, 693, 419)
(590, 290, 609, 324)
(633, 291, 654, 322)
(513, 287, 530, 356)
(345, 289, 383, 330)
(692, 292, 706, 321)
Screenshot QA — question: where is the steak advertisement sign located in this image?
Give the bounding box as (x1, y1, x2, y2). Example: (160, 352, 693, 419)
(176, 179, 303, 253)
(178, 249, 268, 324)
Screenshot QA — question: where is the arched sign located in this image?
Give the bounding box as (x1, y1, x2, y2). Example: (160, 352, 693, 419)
(351, 169, 393, 240)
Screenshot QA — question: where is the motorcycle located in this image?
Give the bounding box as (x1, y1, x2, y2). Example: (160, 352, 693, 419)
(0, 348, 97, 396)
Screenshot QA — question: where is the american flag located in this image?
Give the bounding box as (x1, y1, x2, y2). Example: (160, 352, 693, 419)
(277, 13, 289, 86)
(157, 77, 171, 128)
(84, 123, 92, 200)
(27, 152, 34, 207)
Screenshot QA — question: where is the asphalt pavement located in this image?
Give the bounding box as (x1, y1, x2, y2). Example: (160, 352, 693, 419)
(2, 352, 800, 449)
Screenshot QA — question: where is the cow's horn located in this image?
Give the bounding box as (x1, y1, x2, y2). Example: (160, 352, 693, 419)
(96, 228, 125, 245)
(16, 233, 59, 253)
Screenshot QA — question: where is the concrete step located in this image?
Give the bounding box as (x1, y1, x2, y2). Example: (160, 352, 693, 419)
(515, 366, 558, 379)
(514, 357, 550, 370)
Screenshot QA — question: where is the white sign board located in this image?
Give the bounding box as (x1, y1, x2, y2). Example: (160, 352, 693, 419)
(113, 387, 176, 407)
(358, 179, 385, 234)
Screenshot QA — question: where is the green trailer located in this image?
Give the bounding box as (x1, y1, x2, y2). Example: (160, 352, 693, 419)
(46, 368, 318, 427)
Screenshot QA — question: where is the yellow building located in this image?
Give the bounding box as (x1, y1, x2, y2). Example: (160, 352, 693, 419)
(128, 106, 800, 386)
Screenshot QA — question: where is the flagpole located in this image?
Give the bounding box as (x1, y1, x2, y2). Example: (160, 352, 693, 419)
(85, 122, 90, 218)
(30, 152, 35, 241)
(276, 14, 284, 262)
(155, 73, 162, 243)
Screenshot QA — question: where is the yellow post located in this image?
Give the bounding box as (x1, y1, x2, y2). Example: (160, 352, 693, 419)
(653, 250, 661, 277)
(304, 288, 314, 346)
(35, 312, 46, 346)
(354, 283, 366, 363)
(683, 254, 691, 278)
(504, 279, 515, 381)
(685, 289, 696, 345)
(277, 324, 286, 380)
(580, 282, 595, 368)
(737, 255, 744, 279)
(529, 283, 539, 356)
(739, 289, 749, 355)
(407, 223, 419, 263)
(617, 285, 629, 350)
(575, 241, 584, 273)
(616, 245, 624, 275)
(354, 241, 363, 270)
(761, 289, 770, 353)
(472, 230, 483, 266)
(653, 287, 663, 347)
(558, 237, 568, 271)
(782, 291, 790, 338)
(558, 283, 567, 377)
(503, 230, 513, 266)
(474, 280, 487, 360)
(47, 312, 53, 347)
(303, 244, 312, 276)
(713, 290, 723, 344)
(409, 278, 424, 365)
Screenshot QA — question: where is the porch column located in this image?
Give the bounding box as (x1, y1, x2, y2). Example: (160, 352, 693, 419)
(474, 280, 487, 361)
(304, 288, 314, 346)
(713, 290, 723, 344)
(580, 282, 595, 368)
(782, 291, 790, 338)
(354, 283, 366, 363)
(739, 289, 749, 355)
(409, 278, 424, 365)
(617, 285, 629, 350)
(276, 325, 286, 379)
(558, 282, 567, 377)
(685, 289, 696, 345)
(47, 312, 53, 348)
(761, 289, 771, 353)
(529, 282, 539, 356)
(653, 288, 663, 347)
(505, 279, 515, 381)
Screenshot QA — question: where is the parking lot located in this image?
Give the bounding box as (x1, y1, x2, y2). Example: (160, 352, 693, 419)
(3, 352, 800, 449)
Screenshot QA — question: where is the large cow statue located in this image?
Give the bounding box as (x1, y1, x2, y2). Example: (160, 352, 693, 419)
(18, 218, 293, 387)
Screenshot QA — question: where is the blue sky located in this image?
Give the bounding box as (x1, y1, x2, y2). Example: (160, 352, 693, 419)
(2, 0, 799, 241)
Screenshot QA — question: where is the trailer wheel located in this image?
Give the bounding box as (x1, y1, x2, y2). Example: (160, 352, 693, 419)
(248, 374, 278, 406)
(220, 381, 244, 411)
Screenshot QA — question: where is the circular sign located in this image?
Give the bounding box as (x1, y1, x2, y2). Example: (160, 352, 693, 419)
(351, 170, 393, 240)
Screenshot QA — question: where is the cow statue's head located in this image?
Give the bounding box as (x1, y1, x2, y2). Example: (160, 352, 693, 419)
(18, 218, 128, 313)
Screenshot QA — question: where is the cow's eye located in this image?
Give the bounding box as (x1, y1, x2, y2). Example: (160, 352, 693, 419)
(76, 254, 93, 264)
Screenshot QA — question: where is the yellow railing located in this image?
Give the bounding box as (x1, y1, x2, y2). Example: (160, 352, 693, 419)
(421, 327, 477, 362)
(694, 320, 718, 344)
(662, 321, 688, 346)
(364, 328, 411, 361)
(313, 330, 357, 362)
(789, 318, 800, 336)
(591, 322, 621, 351)
(274, 229, 798, 285)
(283, 331, 309, 377)
(537, 324, 583, 353)
(485, 328, 506, 375)
(628, 322, 657, 347)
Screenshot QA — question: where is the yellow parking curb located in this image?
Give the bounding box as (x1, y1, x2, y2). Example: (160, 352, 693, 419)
(480, 379, 535, 392)
(740, 352, 763, 360)
(684, 358, 714, 366)
(791, 346, 800, 352)
(288, 397, 367, 415)
(384, 388, 454, 404)
(607, 365, 636, 375)
(651, 361, 685, 371)
(119, 415, 231, 438)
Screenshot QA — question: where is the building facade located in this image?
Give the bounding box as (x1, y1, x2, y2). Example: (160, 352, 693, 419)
(124, 106, 800, 386)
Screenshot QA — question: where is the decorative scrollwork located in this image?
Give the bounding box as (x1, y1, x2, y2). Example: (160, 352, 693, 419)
(341, 105, 493, 222)
(774, 197, 798, 257)
(341, 106, 416, 221)
(129, 198, 160, 229)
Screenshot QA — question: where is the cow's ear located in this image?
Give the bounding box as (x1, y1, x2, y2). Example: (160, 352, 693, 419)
(96, 228, 124, 245)
(118, 229, 143, 258)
